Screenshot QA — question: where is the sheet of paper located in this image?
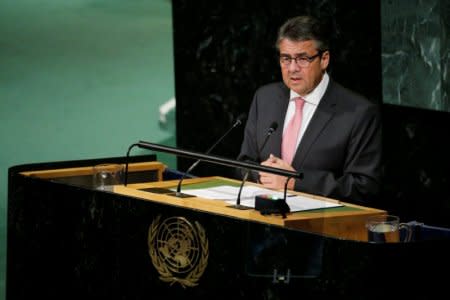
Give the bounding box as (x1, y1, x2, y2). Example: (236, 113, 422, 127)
(180, 185, 292, 201)
(225, 195, 342, 212)
(180, 185, 342, 212)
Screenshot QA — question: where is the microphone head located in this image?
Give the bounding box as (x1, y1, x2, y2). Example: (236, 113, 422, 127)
(268, 122, 278, 134)
(234, 113, 247, 126)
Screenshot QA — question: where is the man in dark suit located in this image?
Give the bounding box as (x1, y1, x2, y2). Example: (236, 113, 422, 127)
(238, 16, 382, 205)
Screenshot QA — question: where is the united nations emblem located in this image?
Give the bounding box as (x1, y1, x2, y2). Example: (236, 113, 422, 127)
(148, 215, 209, 288)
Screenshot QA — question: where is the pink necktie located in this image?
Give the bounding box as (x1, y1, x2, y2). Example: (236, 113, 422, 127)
(282, 97, 305, 164)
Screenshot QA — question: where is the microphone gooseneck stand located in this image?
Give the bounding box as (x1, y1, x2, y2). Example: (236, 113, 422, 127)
(124, 143, 137, 186)
(231, 122, 278, 209)
(233, 169, 251, 209)
(173, 114, 246, 197)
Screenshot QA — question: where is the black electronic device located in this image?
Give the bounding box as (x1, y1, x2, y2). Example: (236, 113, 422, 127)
(255, 194, 290, 218)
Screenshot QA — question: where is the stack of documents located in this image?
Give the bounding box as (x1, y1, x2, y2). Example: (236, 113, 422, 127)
(180, 185, 342, 212)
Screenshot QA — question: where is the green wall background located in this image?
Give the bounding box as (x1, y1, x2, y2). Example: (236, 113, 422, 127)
(0, 1, 176, 299)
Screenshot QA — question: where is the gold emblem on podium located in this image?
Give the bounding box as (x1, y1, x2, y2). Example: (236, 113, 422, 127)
(148, 215, 209, 288)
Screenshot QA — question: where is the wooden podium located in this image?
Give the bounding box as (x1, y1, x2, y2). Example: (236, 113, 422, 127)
(7, 157, 449, 299)
(115, 176, 386, 242)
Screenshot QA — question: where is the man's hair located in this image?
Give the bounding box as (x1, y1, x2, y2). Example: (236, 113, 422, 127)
(275, 15, 330, 52)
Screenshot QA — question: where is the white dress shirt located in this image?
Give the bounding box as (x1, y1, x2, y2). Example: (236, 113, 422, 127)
(283, 72, 330, 152)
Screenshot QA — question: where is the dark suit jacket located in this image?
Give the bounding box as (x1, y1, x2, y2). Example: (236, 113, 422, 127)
(237, 79, 382, 205)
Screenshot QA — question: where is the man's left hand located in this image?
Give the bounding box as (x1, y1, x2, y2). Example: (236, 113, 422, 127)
(259, 154, 296, 190)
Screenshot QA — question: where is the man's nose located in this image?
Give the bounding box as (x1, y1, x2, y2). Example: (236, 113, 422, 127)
(288, 60, 301, 71)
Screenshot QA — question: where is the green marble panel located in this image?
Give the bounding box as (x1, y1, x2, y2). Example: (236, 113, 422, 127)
(381, 0, 449, 111)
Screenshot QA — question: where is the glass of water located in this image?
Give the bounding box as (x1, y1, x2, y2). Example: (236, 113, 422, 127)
(366, 215, 413, 243)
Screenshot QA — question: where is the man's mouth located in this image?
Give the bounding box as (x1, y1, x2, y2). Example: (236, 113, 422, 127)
(290, 76, 301, 83)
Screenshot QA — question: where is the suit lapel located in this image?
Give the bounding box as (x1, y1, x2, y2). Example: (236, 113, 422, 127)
(292, 81, 337, 166)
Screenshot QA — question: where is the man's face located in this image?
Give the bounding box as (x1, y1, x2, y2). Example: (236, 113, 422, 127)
(279, 39, 329, 96)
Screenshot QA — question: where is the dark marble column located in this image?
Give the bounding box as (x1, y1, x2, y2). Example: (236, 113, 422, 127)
(379, 0, 450, 227)
(442, 0, 450, 108)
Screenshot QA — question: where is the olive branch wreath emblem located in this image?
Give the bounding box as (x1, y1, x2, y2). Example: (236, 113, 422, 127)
(148, 215, 209, 288)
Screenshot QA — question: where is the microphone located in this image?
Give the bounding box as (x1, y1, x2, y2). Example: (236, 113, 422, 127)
(237, 121, 278, 164)
(173, 113, 247, 197)
(232, 121, 278, 209)
(258, 121, 278, 161)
